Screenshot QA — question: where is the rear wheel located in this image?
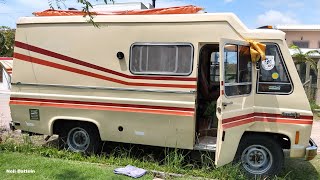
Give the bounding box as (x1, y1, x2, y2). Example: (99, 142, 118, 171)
(234, 134, 284, 177)
(59, 122, 101, 154)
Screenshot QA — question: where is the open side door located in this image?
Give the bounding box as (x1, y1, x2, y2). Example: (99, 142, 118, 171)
(215, 39, 254, 167)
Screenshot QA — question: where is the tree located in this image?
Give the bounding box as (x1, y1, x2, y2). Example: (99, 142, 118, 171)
(290, 44, 319, 74)
(0, 26, 15, 57)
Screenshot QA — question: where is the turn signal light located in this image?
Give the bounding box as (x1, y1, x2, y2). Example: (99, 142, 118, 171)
(295, 131, 300, 144)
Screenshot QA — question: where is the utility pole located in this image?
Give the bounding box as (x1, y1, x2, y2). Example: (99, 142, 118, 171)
(152, 0, 156, 8)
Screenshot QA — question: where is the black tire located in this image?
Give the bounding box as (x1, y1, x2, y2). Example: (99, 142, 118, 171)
(234, 134, 284, 178)
(58, 122, 101, 154)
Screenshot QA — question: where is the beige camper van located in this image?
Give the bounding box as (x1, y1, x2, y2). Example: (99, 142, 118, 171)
(9, 11, 317, 176)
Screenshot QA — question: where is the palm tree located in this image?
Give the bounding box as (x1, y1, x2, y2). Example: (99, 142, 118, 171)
(290, 44, 319, 75)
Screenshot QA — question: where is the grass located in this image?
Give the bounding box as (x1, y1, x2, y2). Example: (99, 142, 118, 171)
(0, 133, 319, 179)
(0, 152, 153, 180)
(310, 100, 320, 119)
(281, 155, 320, 180)
(0, 138, 247, 180)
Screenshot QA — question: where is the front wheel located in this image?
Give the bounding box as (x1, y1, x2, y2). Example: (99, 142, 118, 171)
(234, 134, 284, 177)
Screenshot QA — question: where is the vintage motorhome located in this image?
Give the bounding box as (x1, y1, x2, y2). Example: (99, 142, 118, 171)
(9, 7, 317, 176)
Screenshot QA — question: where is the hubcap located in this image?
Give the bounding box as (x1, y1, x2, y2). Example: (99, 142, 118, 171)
(241, 145, 273, 175)
(67, 127, 90, 152)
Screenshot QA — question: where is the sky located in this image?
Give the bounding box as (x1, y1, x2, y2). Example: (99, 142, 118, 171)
(0, 0, 319, 28)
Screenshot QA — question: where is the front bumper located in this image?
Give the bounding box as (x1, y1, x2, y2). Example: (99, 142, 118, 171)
(305, 138, 318, 161)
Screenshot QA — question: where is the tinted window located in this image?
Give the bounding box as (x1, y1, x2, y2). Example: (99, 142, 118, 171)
(257, 44, 292, 94)
(130, 44, 193, 75)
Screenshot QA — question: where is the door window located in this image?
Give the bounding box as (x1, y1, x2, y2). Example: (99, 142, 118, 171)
(224, 44, 252, 96)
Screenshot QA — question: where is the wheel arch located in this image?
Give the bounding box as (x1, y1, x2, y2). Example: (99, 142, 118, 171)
(241, 131, 291, 149)
(49, 116, 101, 137)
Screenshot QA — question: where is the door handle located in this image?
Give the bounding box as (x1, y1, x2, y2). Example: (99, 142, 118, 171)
(222, 101, 233, 107)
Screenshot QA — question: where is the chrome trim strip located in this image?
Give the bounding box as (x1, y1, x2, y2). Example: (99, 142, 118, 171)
(225, 82, 252, 86)
(11, 82, 196, 94)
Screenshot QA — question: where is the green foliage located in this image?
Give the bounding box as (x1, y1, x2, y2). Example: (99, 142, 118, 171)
(0, 26, 15, 57)
(290, 44, 319, 73)
(309, 100, 320, 114)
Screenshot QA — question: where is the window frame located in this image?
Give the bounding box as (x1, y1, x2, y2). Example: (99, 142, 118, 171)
(129, 42, 194, 76)
(223, 43, 253, 98)
(256, 43, 294, 95)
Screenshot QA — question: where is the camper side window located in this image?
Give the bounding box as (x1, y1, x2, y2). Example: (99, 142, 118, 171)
(257, 44, 293, 94)
(130, 43, 193, 75)
(224, 44, 252, 96)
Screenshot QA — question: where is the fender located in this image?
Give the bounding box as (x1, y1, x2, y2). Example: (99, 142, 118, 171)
(216, 122, 294, 167)
(49, 116, 102, 136)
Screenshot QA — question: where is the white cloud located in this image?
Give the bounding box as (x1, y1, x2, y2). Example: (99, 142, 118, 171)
(256, 10, 299, 26)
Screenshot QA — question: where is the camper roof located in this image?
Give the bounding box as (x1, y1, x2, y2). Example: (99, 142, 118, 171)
(17, 13, 285, 40)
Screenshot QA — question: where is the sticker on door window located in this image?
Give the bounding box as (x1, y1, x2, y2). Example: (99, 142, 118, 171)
(272, 72, 279, 80)
(262, 56, 275, 71)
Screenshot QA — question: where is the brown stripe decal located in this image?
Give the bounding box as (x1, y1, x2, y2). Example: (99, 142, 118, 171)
(14, 53, 196, 89)
(10, 97, 195, 117)
(222, 113, 313, 129)
(15, 41, 196, 82)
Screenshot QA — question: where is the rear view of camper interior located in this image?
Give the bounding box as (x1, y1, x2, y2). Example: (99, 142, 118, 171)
(195, 44, 220, 151)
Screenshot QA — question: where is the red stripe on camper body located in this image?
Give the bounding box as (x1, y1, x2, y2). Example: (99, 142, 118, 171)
(222, 113, 313, 129)
(15, 41, 197, 82)
(223, 112, 313, 124)
(10, 97, 195, 112)
(10, 98, 195, 117)
(13, 53, 196, 89)
(0, 57, 13, 61)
